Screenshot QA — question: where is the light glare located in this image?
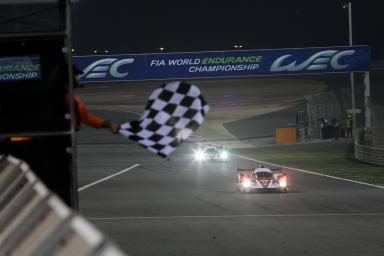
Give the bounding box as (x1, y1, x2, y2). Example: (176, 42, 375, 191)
(279, 179, 287, 187)
(194, 150, 205, 161)
(243, 179, 251, 188)
(220, 151, 228, 159)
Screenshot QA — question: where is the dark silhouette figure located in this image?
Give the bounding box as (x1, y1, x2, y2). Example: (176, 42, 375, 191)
(320, 117, 328, 140)
(346, 114, 353, 138)
(331, 117, 340, 140)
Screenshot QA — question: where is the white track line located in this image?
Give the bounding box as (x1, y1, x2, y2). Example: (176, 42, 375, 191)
(78, 164, 140, 192)
(231, 153, 384, 189)
(87, 212, 384, 221)
(122, 110, 141, 116)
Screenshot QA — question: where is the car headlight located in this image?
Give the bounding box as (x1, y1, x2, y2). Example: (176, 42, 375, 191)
(242, 178, 251, 188)
(279, 177, 287, 188)
(194, 150, 205, 160)
(220, 151, 228, 159)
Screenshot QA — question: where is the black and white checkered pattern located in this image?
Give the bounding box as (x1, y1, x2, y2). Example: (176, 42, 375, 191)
(119, 81, 209, 158)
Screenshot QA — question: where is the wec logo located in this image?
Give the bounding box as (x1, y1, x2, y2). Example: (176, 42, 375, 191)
(270, 50, 355, 72)
(81, 58, 134, 79)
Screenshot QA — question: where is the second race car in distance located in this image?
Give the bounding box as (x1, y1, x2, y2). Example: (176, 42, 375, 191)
(194, 145, 229, 161)
(236, 166, 288, 193)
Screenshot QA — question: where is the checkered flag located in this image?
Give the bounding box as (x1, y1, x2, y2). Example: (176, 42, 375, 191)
(119, 81, 209, 158)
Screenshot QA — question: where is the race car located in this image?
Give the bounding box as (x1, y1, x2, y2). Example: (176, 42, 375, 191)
(194, 145, 229, 161)
(236, 166, 288, 193)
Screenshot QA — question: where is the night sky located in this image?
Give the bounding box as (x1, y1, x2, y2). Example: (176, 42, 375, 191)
(71, 0, 383, 59)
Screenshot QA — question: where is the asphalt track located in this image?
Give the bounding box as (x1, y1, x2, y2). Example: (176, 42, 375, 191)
(76, 77, 384, 256)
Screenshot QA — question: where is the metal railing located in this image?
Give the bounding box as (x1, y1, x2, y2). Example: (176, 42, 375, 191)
(355, 136, 384, 166)
(0, 155, 127, 256)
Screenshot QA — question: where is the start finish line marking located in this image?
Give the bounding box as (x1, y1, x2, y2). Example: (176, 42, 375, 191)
(78, 164, 140, 192)
(87, 212, 384, 221)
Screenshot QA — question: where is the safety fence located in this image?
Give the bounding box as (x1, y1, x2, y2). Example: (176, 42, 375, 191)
(355, 139, 384, 166)
(0, 155, 127, 256)
(305, 89, 353, 139)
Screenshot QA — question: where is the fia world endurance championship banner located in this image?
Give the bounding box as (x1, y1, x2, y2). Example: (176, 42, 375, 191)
(0, 56, 41, 81)
(74, 46, 371, 82)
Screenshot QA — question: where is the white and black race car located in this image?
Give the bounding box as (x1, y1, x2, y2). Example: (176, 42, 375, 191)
(194, 146, 229, 161)
(236, 166, 288, 193)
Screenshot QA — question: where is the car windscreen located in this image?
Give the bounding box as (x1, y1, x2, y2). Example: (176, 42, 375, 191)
(256, 172, 273, 178)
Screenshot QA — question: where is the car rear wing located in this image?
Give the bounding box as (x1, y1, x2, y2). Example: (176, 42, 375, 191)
(271, 167, 283, 173)
(237, 168, 253, 176)
(271, 167, 288, 175)
(271, 167, 288, 180)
